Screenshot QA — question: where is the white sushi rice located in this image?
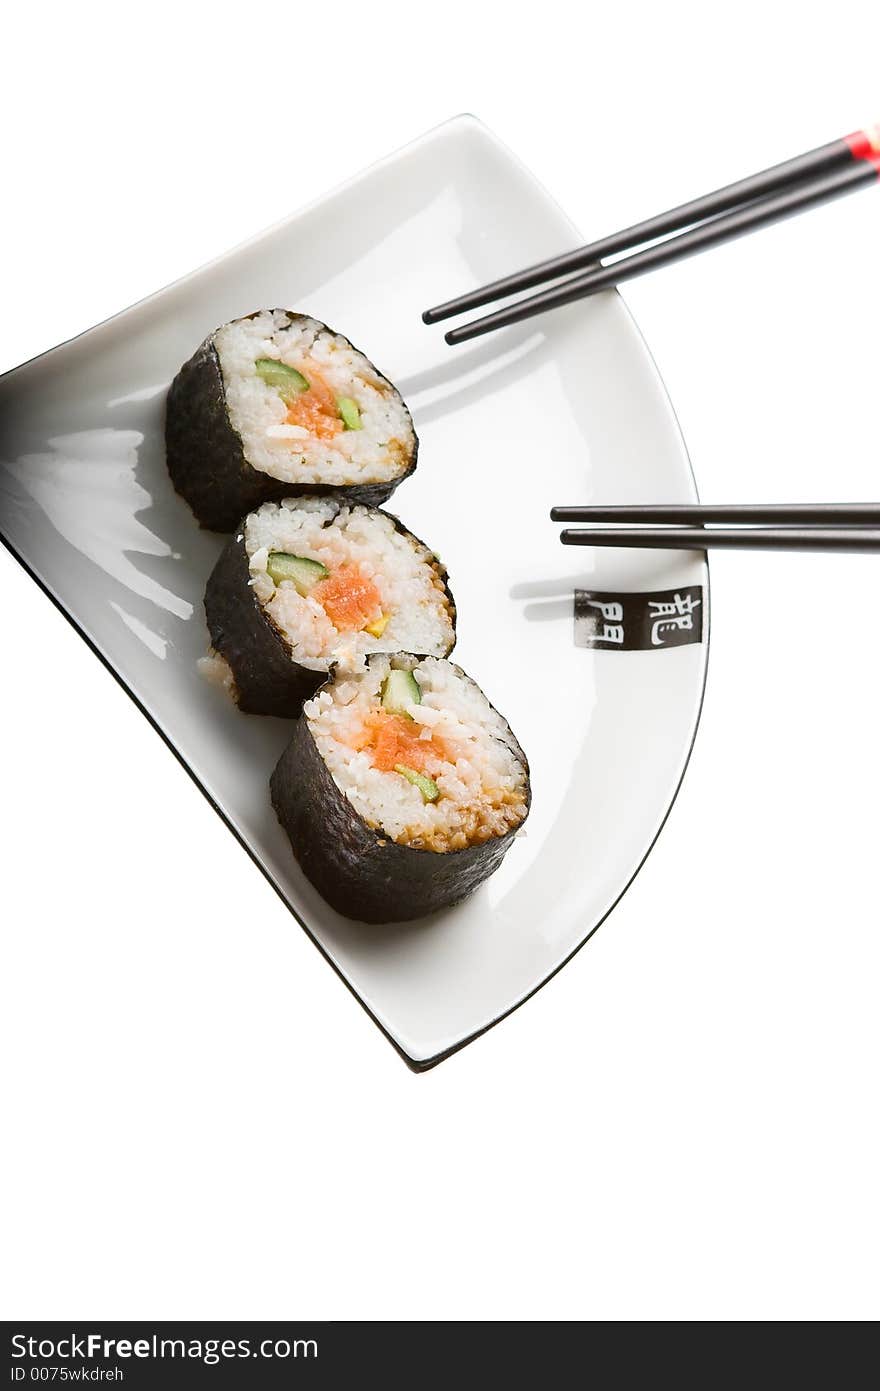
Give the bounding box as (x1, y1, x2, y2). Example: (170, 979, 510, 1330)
(245, 498, 454, 672)
(197, 650, 236, 694)
(215, 310, 414, 486)
(305, 656, 529, 851)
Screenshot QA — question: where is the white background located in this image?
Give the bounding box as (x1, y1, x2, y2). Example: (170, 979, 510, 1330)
(3, 1, 879, 1322)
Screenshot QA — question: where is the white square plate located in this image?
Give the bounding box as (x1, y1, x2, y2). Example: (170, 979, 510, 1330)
(0, 116, 707, 1069)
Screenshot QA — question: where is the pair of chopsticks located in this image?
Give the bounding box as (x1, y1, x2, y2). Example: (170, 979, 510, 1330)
(424, 126, 880, 344)
(551, 505, 880, 553)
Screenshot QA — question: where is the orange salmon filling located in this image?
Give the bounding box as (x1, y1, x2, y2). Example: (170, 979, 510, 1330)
(311, 564, 383, 632)
(350, 711, 449, 773)
(285, 367, 343, 440)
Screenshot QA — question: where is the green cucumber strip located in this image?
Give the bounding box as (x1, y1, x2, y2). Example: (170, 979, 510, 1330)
(381, 669, 422, 716)
(255, 358, 310, 401)
(336, 396, 362, 430)
(266, 552, 328, 595)
(394, 764, 440, 803)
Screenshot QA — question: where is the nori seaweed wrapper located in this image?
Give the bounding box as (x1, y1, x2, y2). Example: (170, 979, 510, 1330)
(204, 507, 456, 718)
(204, 530, 323, 716)
(270, 662, 530, 923)
(165, 311, 418, 532)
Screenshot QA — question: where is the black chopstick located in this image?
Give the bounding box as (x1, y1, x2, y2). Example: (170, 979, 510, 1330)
(551, 504, 880, 525)
(443, 158, 878, 345)
(559, 528, 880, 553)
(424, 128, 877, 326)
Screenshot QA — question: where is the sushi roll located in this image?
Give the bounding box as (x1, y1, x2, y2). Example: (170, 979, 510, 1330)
(203, 498, 456, 716)
(166, 310, 417, 531)
(270, 655, 530, 922)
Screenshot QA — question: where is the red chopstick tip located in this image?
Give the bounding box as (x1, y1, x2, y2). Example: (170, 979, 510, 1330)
(845, 125, 880, 161)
